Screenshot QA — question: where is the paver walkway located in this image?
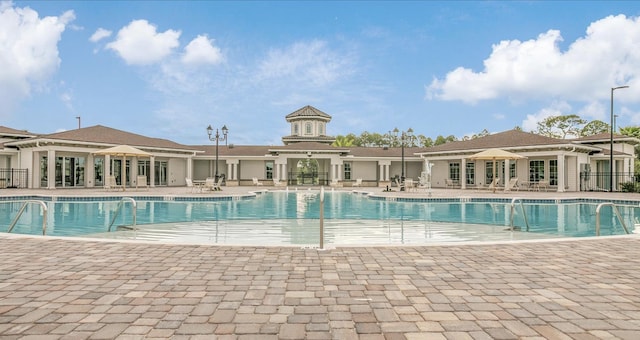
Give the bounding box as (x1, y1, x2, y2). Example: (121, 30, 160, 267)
(1, 234, 639, 339)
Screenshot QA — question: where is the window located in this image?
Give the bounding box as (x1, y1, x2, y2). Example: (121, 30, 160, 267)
(266, 161, 274, 180)
(529, 160, 545, 183)
(485, 162, 494, 184)
(344, 162, 352, 180)
(293, 123, 299, 135)
(465, 162, 475, 185)
(305, 122, 312, 135)
(510, 162, 516, 179)
(449, 162, 460, 182)
(318, 123, 324, 135)
(549, 160, 557, 186)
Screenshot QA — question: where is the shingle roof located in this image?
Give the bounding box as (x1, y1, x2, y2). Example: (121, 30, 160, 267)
(419, 129, 567, 154)
(0, 126, 35, 137)
(37, 125, 195, 150)
(571, 132, 640, 144)
(285, 105, 332, 121)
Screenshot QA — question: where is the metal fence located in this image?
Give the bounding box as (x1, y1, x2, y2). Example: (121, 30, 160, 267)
(0, 169, 28, 189)
(287, 171, 330, 186)
(580, 171, 638, 192)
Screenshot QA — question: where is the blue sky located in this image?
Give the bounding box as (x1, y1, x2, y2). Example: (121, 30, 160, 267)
(3, 1, 640, 146)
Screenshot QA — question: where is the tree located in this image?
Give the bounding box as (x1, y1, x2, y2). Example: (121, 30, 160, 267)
(332, 134, 356, 147)
(618, 126, 640, 175)
(535, 115, 586, 139)
(434, 135, 457, 145)
(580, 120, 609, 137)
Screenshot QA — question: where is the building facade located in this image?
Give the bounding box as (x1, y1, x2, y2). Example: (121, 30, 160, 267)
(1, 106, 638, 192)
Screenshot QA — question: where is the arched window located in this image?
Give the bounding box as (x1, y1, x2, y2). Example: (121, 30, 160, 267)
(305, 122, 312, 135)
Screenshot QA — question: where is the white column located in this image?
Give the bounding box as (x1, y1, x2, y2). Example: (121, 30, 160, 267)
(47, 150, 56, 189)
(557, 154, 565, 192)
(104, 155, 111, 187)
(461, 158, 467, 190)
(379, 164, 384, 181)
(227, 163, 233, 180)
(186, 157, 193, 180)
(150, 156, 156, 187)
(86, 153, 95, 188)
(503, 159, 510, 191)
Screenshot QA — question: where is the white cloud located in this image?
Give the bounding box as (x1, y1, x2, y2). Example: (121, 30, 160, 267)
(522, 101, 572, 132)
(89, 27, 111, 42)
(428, 15, 640, 104)
(106, 19, 180, 65)
(0, 2, 74, 117)
(258, 40, 354, 87)
(181, 35, 224, 66)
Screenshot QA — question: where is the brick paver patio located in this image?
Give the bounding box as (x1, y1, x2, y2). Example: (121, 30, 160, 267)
(1, 234, 639, 339)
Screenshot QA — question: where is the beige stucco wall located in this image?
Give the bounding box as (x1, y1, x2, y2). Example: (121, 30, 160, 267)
(240, 160, 266, 179)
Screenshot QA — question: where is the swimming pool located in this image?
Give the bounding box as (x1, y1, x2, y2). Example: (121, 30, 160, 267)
(1, 191, 636, 245)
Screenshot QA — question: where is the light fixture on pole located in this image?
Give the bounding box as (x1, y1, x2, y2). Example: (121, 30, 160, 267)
(207, 124, 228, 181)
(391, 127, 415, 191)
(610, 85, 629, 192)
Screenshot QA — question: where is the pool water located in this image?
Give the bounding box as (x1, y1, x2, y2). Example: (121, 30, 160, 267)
(1, 191, 636, 245)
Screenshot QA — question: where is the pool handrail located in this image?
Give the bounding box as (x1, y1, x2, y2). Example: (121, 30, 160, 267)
(509, 198, 530, 232)
(595, 202, 630, 236)
(7, 200, 48, 235)
(108, 197, 137, 232)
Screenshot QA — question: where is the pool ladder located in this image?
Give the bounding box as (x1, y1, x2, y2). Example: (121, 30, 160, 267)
(108, 197, 137, 232)
(7, 200, 48, 235)
(595, 203, 630, 236)
(509, 198, 530, 232)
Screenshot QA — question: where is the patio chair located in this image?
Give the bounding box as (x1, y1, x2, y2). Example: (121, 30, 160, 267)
(104, 175, 121, 191)
(394, 177, 404, 191)
(352, 178, 363, 187)
(536, 179, 550, 191)
(417, 176, 431, 191)
(211, 176, 224, 191)
(506, 177, 519, 191)
(273, 178, 286, 187)
(329, 178, 343, 188)
(136, 175, 148, 190)
(445, 178, 458, 188)
(185, 178, 199, 193)
(252, 177, 264, 186)
(404, 178, 415, 192)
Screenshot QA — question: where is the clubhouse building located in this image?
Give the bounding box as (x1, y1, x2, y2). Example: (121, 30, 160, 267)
(0, 105, 638, 192)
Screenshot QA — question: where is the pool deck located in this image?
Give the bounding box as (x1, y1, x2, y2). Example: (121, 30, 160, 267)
(1, 186, 640, 339)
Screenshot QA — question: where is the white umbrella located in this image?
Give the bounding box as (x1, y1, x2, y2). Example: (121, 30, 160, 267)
(93, 145, 152, 191)
(467, 148, 525, 193)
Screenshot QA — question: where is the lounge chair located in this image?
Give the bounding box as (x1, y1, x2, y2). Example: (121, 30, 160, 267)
(445, 178, 459, 188)
(273, 178, 286, 187)
(352, 178, 363, 187)
(203, 177, 216, 191)
(482, 178, 500, 192)
(394, 177, 404, 191)
(212, 176, 224, 191)
(185, 178, 200, 193)
(506, 178, 519, 191)
(329, 178, 343, 188)
(252, 177, 264, 186)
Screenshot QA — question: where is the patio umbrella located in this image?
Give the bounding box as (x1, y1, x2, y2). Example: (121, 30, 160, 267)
(467, 148, 525, 193)
(93, 145, 152, 191)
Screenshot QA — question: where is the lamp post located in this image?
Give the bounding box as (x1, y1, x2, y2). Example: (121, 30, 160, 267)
(392, 127, 415, 191)
(207, 124, 228, 181)
(610, 85, 629, 191)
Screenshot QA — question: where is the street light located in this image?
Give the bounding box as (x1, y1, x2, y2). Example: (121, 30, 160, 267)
(391, 127, 415, 191)
(207, 124, 228, 181)
(610, 85, 629, 191)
